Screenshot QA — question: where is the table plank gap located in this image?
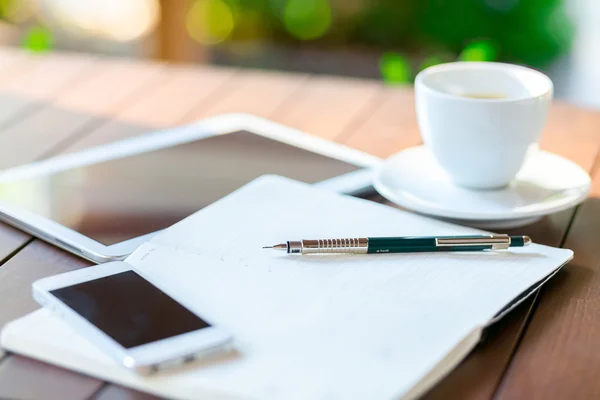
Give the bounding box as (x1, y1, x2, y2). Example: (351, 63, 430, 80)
(0, 50, 47, 126)
(0, 223, 31, 265)
(0, 239, 95, 397)
(334, 85, 391, 143)
(258, 73, 313, 120)
(486, 290, 542, 397)
(0, 60, 168, 169)
(175, 68, 251, 121)
(60, 64, 239, 154)
(0, 53, 98, 134)
(90, 384, 163, 400)
(269, 75, 382, 141)
(0, 354, 103, 400)
(410, 204, 574, 400)
(0, 240, 91, 328)
(341, 86, 422, 157)
(424, 293, 538, 400)
(0, 236, 33, 268)
(0, 57, 99, 135)
(181, 68, 309, 123)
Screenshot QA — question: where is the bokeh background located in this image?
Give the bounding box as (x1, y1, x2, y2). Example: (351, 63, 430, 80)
(0, 0, 597, 108)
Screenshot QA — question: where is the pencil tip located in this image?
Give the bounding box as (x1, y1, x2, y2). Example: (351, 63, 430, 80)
(263, 244, 287, 250)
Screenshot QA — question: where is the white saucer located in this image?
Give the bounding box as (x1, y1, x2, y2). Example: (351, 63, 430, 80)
(374, 146, 591, 229)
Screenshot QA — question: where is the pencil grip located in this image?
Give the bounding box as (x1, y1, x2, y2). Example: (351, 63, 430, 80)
(290, 238, 369, 254)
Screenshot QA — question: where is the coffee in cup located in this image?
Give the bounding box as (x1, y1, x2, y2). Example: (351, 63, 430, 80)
(415, 62, 553, 189)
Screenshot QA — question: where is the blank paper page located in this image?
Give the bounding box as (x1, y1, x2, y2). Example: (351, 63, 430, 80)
(120, 175, 572, 399)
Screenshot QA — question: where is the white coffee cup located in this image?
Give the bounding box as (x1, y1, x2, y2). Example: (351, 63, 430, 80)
(415, 62, 553, 189)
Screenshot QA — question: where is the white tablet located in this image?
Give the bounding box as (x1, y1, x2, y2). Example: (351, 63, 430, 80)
(0, 114, 380, 263)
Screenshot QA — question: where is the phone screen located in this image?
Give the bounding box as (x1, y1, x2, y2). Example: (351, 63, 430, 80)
(50, 270, 210, 349)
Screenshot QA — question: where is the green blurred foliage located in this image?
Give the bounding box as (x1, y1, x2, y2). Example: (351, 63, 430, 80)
(380, 52, 411, 84)
(220, 0, 573, 74)
(283, 0, 332, 40)
(459, 39, 499, 62)
(0, 0, 573, 80)
(416, 0, 572, 67)
(419, 55, 445, 70)
(22, 26, 53, 52)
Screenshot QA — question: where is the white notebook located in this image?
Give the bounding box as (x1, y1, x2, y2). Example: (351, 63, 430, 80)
(1, 175, 572, 400)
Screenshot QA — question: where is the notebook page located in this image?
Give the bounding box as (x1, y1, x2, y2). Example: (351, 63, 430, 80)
(122, 175, 572, 399)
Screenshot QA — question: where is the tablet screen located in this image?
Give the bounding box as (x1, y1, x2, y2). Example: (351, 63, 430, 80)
(0, 131, 360, 245)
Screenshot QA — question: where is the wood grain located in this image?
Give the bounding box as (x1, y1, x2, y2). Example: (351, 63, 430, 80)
(421, 209, 574, 400)
(373, 194, 576, 400)
(0, 54, 122, 308)
(60, 68, 309, 156)
(0, 48, 597, 399)
(0, 51, 104, 313)
(63, 64, 237, 153)
(424, 296, 536, 400)
(539, 102, 600, 172)
(494, 154, 600, 399)
(0, 48, 31, 95)
(0, 240, 99, 398)
(423, 102, 600, 399)
(341, 86, 421, 156)
(0, 240, 91, 328)
(0, 59, 166, 169)
(180, 69, 308, 122)
(0, 52, 95, 128)
(0, 45, 29, 66)
(0, 355, 102, 400)
(98, 65, 236, 128)
(272, 75, 383, 141)
(0, 53, 245, 399)
(347, 92, 600, 399)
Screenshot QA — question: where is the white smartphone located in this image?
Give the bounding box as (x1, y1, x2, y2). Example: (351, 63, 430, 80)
(32, 261, 233, 374)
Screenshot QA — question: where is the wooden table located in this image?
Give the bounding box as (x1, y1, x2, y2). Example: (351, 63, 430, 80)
(0, 47, 598, 400)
